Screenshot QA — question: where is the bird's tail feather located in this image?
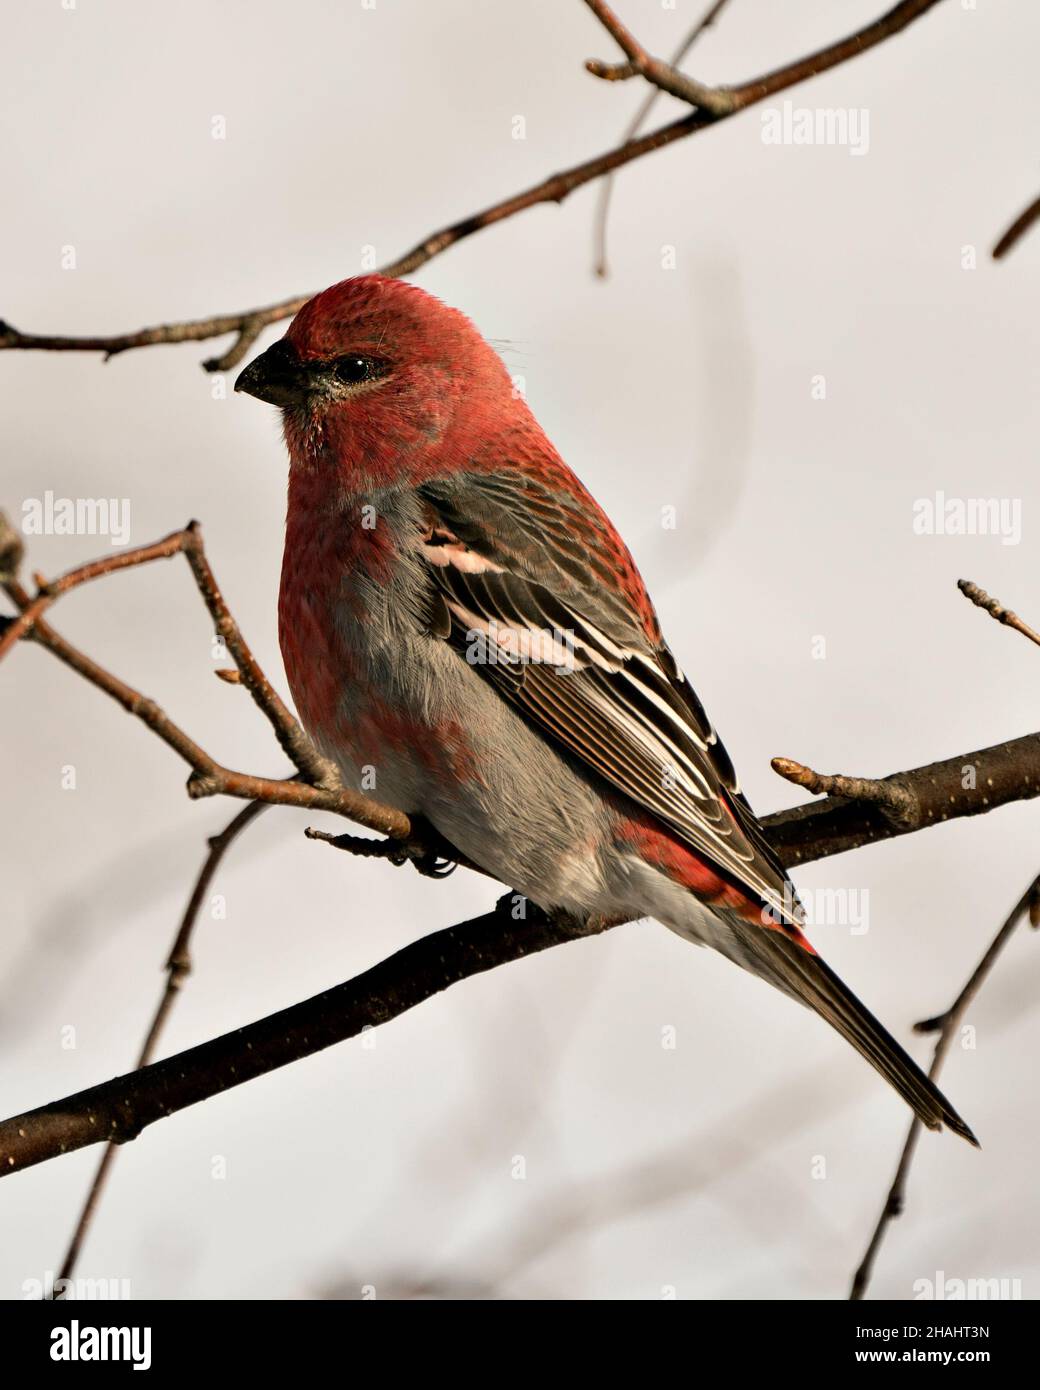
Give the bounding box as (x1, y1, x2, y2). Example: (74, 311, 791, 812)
(723, 915, 978, 1145)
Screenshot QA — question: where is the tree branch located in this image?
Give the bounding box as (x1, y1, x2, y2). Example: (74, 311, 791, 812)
(0, 527, 188, 662)
(1, 728, 1038, 1180)
(0, 0, 952, 371)
(765, 733, 1040, 866)
(0, 898, 610, 1176)
(8, 723, 1039, 1180)
(4, 509, 1039, 1197)
(6, 517, 1039, 870)
(0, 299, 312, 374)
(0, 514, 410, 840)
(584, 0, 947, 115)
(4, 0, 1031, 1297)
(1, 530, 1038, 1178)
(52, 800, 268, 1292)
(849, 871, 1040, 1299)
(957, 578, 1040, 650)
(993, 190, 1040, 261)
(584, 0, 738, 114)
(592, 0, 734, 278)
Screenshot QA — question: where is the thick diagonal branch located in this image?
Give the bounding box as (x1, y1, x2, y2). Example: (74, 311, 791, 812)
(4, 516, 1040, 1178)
(764, 734, 1040, 865)
(0, 900, 607, 1175)
(3, 716, 1040, 1178)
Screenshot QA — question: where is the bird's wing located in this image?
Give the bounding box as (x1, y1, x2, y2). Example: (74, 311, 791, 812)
(416, 471, 794, 922)
(416, 471, 980, 1144)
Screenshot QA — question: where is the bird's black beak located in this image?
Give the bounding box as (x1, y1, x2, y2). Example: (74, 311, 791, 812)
(234, 339, 310, 407)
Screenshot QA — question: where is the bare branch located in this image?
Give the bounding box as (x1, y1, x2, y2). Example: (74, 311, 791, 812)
(584, 0, 738, 114)
(584, 0, 947, 114)
(1, 724, 1037, 1176)
(850, 872, 1040, 1300)
(770, 757, 917, 827)
(178, 523, 336, 785)
(1, 519, 411, 840)
(0, 527, 188, 662)
(0, 297, 311, 373)
(54, 801, 268, 1291)
(0, 0, 952, 371)
(8, 758, 1038, 1182)
(4, 519, 1040, 1183)
(6, 518, 1040, 873)
(993, 190, 1040, 261)
(763, 733, 1040, 866)
(592, 0, 733, 277)
(958, 578, 1040, 650)
(0, 899, 612, 1176)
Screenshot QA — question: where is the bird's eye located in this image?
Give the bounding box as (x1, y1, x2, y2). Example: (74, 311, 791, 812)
(332, 354, 385, 386)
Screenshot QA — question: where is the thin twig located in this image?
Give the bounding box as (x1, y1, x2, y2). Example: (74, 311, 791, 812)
(53, 801, 268, 1293)
(993, 191, 1040, 261)
(0, 0, 951, 371)
(0, 298, 312, 374)
(0, 528, 188, 662)
(592, 0, 733, 277)
(584, 0, 737, 114)
(583, 0, 946, 113)
(849, 873, 1040, 1300)
(770, 757, 917, 825)
(178, 523, 337, 785)
(770, 579, 1040, 861)
(957, 579, 1040, 650)
(1, 520, 411, 839)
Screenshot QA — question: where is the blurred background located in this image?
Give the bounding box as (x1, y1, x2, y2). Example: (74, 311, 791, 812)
(2, 0, 1039, 1300)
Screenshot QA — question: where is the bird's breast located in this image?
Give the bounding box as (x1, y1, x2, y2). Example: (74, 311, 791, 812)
(278, 484, 440, 777)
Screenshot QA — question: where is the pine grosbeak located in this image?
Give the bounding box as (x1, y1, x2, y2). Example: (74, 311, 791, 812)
(236, 275, 975, 1144)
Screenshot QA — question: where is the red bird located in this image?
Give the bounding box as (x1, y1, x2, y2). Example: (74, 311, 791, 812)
(236, 274, 975, 1144)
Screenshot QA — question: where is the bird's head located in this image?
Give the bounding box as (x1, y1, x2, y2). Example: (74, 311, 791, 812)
(235, 275, 516, 483)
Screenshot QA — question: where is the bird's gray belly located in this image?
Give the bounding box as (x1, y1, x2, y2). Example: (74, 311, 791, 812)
(322, 631, 614, 914)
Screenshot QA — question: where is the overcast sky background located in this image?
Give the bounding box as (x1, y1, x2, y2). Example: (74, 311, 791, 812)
(3, 0, 1039, 1300)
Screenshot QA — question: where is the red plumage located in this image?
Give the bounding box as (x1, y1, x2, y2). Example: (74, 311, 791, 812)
(239, 274, 976, 1146)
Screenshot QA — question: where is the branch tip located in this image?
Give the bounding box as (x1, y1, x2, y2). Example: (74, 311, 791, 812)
(771, 755, 916, 825)
(958, 578, 1040, 649)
